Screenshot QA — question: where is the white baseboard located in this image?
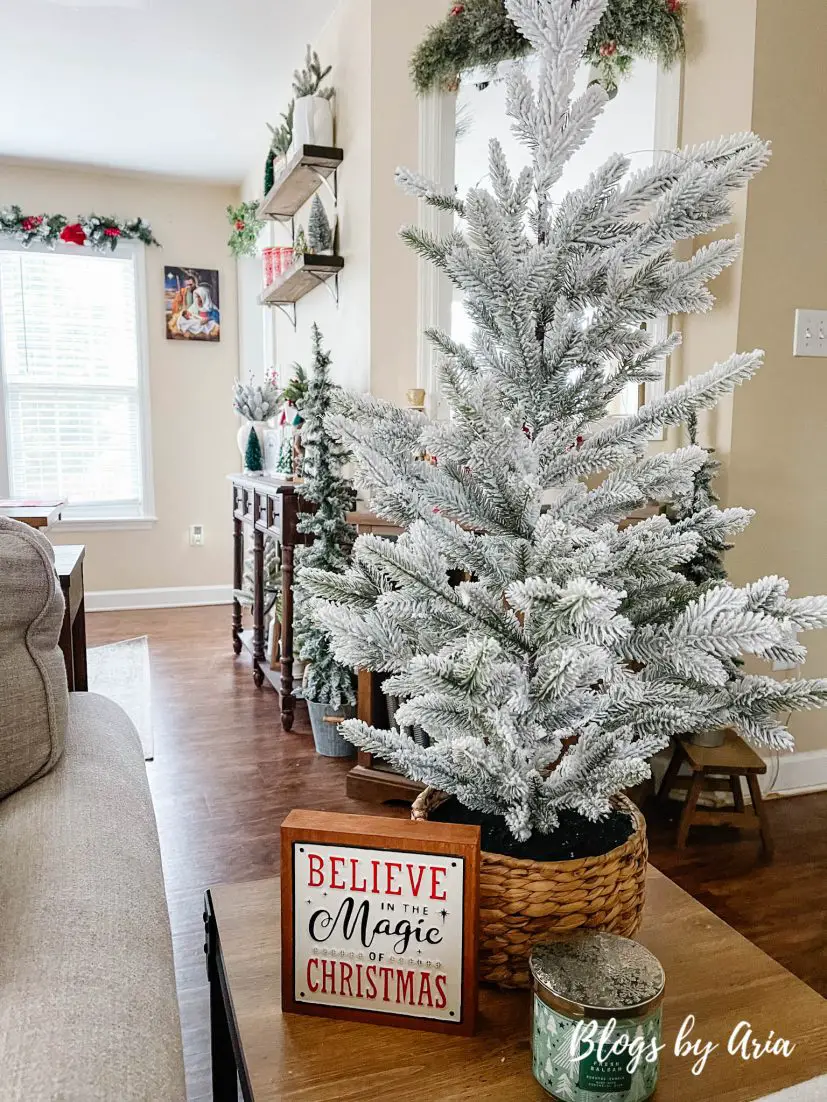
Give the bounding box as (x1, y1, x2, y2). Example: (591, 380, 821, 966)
(86, 585, 232, 613)
(761, 748, 827, 798)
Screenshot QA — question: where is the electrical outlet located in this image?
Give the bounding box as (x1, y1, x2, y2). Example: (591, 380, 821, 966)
(793, 309, 827, 357)
(189, 524, 205, 547)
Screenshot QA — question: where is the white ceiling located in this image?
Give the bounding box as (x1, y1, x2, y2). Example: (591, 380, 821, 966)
(0, 0, 337, 183)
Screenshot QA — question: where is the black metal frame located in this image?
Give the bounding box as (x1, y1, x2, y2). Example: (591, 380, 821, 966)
(204, 890, 254, 1102)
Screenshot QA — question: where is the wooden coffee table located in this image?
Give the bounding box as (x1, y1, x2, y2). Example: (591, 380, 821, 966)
(204, 868, 827, 1101)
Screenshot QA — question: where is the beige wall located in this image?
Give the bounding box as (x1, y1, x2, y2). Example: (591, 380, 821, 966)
(0, 160, 240, 594)
(243, 0, 446, 399)
(728, 0, 827, 753)
(679, 0, 827, 752)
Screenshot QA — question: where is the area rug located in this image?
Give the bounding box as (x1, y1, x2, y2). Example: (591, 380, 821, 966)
(87, 636, 153, 761)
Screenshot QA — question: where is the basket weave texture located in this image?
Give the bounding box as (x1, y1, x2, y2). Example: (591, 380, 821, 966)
(412, 788, 648, 989)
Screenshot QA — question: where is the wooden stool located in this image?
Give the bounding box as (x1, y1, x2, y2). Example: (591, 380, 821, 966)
(658, 730, 774, 858)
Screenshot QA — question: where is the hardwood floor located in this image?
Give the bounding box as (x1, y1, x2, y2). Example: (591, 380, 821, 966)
(87, 605, 827, 1101)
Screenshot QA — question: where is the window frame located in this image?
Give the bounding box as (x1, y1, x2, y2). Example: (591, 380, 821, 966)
(416, 58, 684, 438)
(0, 237, 156, 529)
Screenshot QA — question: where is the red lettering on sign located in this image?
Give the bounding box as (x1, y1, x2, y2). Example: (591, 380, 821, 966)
(386, 862, 403, 895)
(339, 961, 354, 997)
(365, 965, 377, 999)
(418, 971, 434, 1007)
(406, 863, 426, 897)
(379, 966, 394, 1001)
(321, 959, 336, 994)
(434, 973, 448, 1009)
(308, 853, 324, 887)
(350, 858, 367, 892)
(396, 969, 415, 1005)
(330, 855, 346, 890)
(307, 958, 319, 993)
(431, 867, 447, 901)
(371, 859, 381, 894)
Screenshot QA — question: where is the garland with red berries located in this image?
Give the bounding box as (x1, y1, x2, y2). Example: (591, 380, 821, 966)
(412, 0, 685, 95)
(0, 206, 160, 252)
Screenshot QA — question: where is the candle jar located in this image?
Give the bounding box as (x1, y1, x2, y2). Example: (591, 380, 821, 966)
(530, 934, 664, 1102)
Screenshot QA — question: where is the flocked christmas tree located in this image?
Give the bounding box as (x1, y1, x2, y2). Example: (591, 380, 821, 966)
(303, 0, 827, 843)
(295, 326, 357, 708)
(308, 195, 334, 254)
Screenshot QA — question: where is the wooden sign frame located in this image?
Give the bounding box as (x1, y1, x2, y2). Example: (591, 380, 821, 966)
(281, 810, 480, 1036)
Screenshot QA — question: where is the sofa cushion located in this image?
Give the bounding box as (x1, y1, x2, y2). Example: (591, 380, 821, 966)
(0, 692, 186, 1102)
(0, 516, 68, 800)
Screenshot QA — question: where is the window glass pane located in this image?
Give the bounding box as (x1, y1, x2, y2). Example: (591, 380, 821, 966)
(0, 246, 145, 513)
(453, 58, 660, 416)
(0, 250, 139, 386)
(6, 386, 142, 506)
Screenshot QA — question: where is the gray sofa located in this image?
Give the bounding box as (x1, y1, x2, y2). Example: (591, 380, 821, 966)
(0, 517, 186, 1101)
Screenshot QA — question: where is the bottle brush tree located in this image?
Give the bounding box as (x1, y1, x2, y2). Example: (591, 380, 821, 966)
(308, 195, 334, 254)
(295, 326, 357, 708)
(303, 0, 827, 845)
(244, 426, 263, 473)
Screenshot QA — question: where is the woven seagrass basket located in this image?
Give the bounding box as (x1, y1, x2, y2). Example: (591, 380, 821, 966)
(411, 788, 648, 989)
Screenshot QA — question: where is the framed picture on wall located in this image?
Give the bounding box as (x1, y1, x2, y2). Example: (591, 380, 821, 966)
(165, 267, 221, 342)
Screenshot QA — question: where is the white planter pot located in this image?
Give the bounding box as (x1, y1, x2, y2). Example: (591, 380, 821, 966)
(237, 421, 268, 468)
(292, 95, 334, 149)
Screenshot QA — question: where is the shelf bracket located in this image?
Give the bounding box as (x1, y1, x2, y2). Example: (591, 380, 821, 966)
(306, 272, 340, 306)
(308, 166, 338, 207)
(274, 302, 297, 330)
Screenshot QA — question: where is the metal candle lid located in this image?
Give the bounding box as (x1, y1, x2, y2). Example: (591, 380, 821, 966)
(530, 933, 665, 1020)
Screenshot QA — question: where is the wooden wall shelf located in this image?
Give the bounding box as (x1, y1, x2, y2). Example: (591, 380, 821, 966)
(258, 145, 343, 221)
(258, 254, 344, 309)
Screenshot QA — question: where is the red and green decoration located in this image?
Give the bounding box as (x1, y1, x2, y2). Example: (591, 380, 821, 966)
(227, 200, 264, 259)
(411, 0, 685, 96)
(0, 206, 160, 252)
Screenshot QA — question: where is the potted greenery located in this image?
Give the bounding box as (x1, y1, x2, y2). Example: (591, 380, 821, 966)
(232, 371, 281, 464)
(302, 0, 827, 986)
(291, 46, 335, 151)
(295, 326, 357, 757)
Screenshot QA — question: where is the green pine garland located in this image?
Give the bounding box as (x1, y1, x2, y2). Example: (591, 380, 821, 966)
(411, 0, 685, 95)
(227, 200, 264, 258)
(0, 206, 160, 252)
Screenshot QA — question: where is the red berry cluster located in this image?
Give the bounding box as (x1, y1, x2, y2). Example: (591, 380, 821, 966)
(104, 227, 121, 238)
(667, 0, 681, 12)
(450, 4, 465, 15)
(599, 40, 618, 57)
(21, 215, 44, 233)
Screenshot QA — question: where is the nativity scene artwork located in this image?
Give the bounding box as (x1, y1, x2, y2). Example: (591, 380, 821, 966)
(165, 266, 220, 342)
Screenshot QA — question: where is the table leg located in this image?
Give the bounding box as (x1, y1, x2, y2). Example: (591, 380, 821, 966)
(58, 584, 75, 692)
(658, 742, 684, 805)
(252, 526, 265, 688)
(747, 774, 775, 860)
(729, 775, 745, 813)
(204, 895, 239, 1102)
(280, 542, 295, 731)
(71, 593, 88, 692)
(677, 772, 704, 849)
(232, 513, 244, 656)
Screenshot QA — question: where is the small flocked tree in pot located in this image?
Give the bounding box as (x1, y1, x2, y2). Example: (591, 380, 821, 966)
(295, 326, 358, 757)
(302, 0, 827, 987)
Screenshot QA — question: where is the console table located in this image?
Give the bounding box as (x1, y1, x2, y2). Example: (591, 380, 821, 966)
(230, 475, 315, 731)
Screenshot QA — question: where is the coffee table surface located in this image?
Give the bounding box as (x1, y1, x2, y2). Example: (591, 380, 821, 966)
(208, 867, 827, 1101)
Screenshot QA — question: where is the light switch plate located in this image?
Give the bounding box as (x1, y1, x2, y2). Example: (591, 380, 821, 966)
(793, 309, 827, 357)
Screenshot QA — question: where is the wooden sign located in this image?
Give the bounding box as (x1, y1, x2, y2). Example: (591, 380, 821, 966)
(281, 810, 480, 1035)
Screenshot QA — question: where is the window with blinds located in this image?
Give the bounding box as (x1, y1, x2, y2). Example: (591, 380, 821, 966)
(0, 243, 151, 520)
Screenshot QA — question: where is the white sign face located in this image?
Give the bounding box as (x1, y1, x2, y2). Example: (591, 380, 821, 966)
(291, 842, 467, 1024)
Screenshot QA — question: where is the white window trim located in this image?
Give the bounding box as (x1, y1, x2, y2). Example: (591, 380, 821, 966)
(416, 58, 685, 435)
(0, 238, 156, 529)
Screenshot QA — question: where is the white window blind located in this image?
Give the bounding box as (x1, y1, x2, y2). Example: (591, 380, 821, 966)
(0, 244, 150, 519)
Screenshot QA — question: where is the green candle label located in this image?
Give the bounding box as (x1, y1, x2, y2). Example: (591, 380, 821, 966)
(532, 996, 661, 1102)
